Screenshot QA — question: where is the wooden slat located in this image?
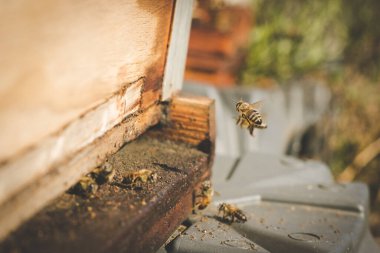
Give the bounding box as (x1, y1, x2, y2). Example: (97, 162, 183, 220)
(0, 78, 143, 207)
(187, 29, 238, 57)
(184, 5, 252, 86)
(0, 104, 162, 241)
(0, 95, 215, 253)
(0, 0, 177, 240)
(162, 0, 194, 100)
(0, 0, 174, 162)
(186, 52, 232, 71)
(0, 135, 210, 253)
(150, 94, 216, 165)
(185, 69, 236, 87)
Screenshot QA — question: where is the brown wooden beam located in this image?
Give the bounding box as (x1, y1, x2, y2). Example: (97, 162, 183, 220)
(0, 95, 215, 253)
(150, 94, 215, 167)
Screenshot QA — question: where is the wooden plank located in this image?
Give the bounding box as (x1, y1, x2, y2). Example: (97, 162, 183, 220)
(0, 78, 143, 208)
(187, 29, 238, 57)
(0, 135, 210, 253)
(186, 52, 233, 71)
(0, 0, 177, 240)
(184, 5, 252, 86)
(0, 0, 174, 162)
(0, 95, 215, 252)
(150, 94, 216, 166)
(185, 69, 236, 87)
(0, 104, 162, 241)
(162, 0, 194, 100)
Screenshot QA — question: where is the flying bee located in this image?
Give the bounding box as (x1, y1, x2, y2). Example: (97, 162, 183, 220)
(122, 169, 158, 187)
(91, 162, 115, 185)
(218, 203, 247, 223)
(235, 99, 267, 136)
(195, 180, 214, 210)
(68, 175, 99, 196)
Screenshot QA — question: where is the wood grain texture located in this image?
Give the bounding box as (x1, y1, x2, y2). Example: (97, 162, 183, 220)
(0, 104, 161, 241)
(0, 94, 216, 252)
(184, 5, 252, 86)
(162, 0, 194, 100)
(0, 135, 210, 253)
(0, 78, 143, 207)
(0, 0, 174, 161)
(150, 94, 216, 166)
(0, 0, 178, 240)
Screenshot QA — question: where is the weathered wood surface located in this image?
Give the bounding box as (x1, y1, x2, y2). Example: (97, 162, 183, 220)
(0, 95, 215, 253)
(185, 6, 252, 86)
(0, 78, 143, 208)
(162, 0, 194, 100)
(0, 0, 179, 240)
(0, 104, 161, 241)
(0, 0, 197, 242)
(151, 94, 216, 166)
(0, 136, 210, 253)
(0, 0, 174, 162)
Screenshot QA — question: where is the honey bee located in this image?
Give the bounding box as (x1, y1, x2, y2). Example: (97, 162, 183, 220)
(91, 162, 115, 185)
(122, 169, 158, 187)
(218, 203, 247, 223)
(68, 162, 114, 196)
(68, 175, 99, 196)
(195, 180, 214, 210)
(235, 100, 267, 136)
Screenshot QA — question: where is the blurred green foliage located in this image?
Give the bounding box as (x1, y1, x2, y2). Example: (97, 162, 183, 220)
(240, 0, 380, 84)
(343, 0, 380, 79)
(236, 0, 380, 236)
(241, 0, 347, 84)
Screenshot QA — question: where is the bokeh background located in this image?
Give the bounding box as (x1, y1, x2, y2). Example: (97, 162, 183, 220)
(185, 0, 380, 243)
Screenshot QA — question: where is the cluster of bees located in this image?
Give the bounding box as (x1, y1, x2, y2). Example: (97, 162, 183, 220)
(235, 99, 267, 136)
(71, 168, 247, 223)
(121, 169, 157, 187)
(69, 163, 157, 197)
(195, 180, 247, 223)
(70, 99, 259, 224)
(68, 162, 116, 196)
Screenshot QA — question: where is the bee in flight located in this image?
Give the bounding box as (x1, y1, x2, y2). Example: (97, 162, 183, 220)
(218, 203, 247, 223)
(235, 99, 267, 136)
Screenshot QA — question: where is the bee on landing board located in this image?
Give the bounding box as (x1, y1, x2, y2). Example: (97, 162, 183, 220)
(218, 203, 247, 223)
(91, 162, 115, 185)
(68, 161, 115, 197)
(195, 180, 214, 210)
(235, 99, 267, 136)
(68, 175, 99, 197)
(122, 169, 157, 188)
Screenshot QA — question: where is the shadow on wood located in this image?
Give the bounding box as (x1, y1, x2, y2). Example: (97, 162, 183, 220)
(0, 95, 215, 253)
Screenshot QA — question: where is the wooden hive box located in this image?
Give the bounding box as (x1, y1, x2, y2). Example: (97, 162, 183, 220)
(185, 3, 253, 86)
(0, 1, 215, 252)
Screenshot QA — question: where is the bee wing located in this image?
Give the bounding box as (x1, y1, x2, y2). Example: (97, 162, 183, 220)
(249, 100, 263, 110)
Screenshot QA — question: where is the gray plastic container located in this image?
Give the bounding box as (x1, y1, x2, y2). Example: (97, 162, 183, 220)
(158, 83, 379, 253)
